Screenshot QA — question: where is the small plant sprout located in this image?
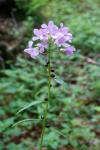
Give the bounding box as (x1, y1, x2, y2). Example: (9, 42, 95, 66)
(24, 21, 75, 150)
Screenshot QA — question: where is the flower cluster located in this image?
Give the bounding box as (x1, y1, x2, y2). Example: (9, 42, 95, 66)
(24, 21, 75, 58)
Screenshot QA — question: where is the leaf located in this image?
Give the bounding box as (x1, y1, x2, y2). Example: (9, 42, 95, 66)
(54, 76, 66, 85)
(53, 127, 67, 138)
(94, 106, 100, 112)
(17, 100, 43, 114)
(12, 118, 39, 127)
(27, 0, 48, 13)
(0, 118, 14, 132)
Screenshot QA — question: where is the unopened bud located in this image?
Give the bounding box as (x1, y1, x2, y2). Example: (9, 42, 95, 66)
(41, 116, 44, 119)
(51, 69, 55, 72)
(46, 124, 50, 128)
(51, 74, 55, 78)
(45, 61, 50, 67)
(56, 82, 61, 87)
(44, 98, 48, 101)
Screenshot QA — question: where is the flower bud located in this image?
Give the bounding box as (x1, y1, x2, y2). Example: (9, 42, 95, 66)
(51, 69, 55, 72)
(51, 74, 55, 78)
(45, 61, 50, 67)
(46, 124, 50, 128)
(44, 98, 48, 101)
(56, 82, 61, 87)
(41, 115, 44, 119)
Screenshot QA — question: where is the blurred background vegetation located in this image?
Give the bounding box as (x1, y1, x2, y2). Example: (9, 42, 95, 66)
(0, 0, 100, 149)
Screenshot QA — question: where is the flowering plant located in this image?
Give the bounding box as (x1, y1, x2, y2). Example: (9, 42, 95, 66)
(24, 21, 75, 58)
(24, 21, 75, 150)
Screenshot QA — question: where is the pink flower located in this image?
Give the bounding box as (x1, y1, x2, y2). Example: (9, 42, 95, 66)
(24, 41, 39, 58)
(24, 21, 75, 58)
(30, 48, 39, 58)
(65, 46, 75, 56)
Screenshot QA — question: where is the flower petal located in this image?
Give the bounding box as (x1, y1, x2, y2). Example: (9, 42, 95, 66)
(66, 46, 75, 56)
(28, 41, 33, 48)
(31, 49, 39, 58)
(41, 24, 47, 28)
(33, 29, 40, 36)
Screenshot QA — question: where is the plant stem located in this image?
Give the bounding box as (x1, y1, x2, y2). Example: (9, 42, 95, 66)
(39, 44, 51, 150)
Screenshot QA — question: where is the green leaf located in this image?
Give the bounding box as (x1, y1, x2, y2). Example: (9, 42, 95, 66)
(17, 100, 43, 114)
(94, 106, 100, 112)
(55, 76, 66, 85)
(12, 118, 39, 127)
(53, 127, 67, 138)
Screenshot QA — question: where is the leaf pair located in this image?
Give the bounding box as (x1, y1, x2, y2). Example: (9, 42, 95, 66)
(12, 100, 44, 127)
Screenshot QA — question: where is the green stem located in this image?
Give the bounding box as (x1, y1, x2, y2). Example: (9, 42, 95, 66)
(39, 44, 51, 150)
